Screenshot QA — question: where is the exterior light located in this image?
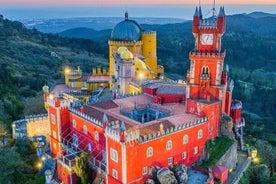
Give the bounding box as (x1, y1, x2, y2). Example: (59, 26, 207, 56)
(138, 72, 144, 79)
(251, 149, 257, 158)
(64, 67, 71, 74)
(49, 94, 54, 100)
(36, 162, 43, 170)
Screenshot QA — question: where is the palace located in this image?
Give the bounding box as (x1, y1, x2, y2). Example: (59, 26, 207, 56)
(44, 6, 245, 184)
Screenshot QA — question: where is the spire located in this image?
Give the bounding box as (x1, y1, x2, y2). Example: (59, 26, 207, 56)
(120, 121, 126, 131)
(199, 6, 203, 18)
(102, 113, 109, 123)
(222, 6, 226, 16)
(194, 7, 199, 17)
(218, 7, 223, 17)
(125, 11, 128, 20)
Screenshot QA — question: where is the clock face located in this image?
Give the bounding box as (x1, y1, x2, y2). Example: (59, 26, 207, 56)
(200, 34, 214, 45)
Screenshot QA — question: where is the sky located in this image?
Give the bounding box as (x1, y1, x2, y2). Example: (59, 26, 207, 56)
(1, 0, 276, 5)
(0, 0, 275, 20)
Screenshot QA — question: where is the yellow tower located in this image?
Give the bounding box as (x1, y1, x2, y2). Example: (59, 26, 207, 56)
(142, 31, 157, 76)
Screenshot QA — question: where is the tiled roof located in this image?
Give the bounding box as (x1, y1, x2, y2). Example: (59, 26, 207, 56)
(69, 75, 89, 82)
(87, 76, 110, 83)
(156, 84, 185, 95)
(92, 100, 118, 110)
(139, 120, 174, 136)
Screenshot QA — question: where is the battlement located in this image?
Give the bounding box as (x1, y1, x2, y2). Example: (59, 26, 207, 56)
(108, 40, 143, 46)
(231, 100, 242, 110)
(25, 114, 48, 121)
(142, 31, 156, 35)
(199, 19, 217, 28)
(189, 50, 226, 58)
(69, 107, 103, 128)
(139, 117, 208, 144)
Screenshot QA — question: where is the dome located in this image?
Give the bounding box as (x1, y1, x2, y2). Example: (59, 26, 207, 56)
(120, 49, 134, 60)
(110, 12, 142, 41)
(117, 47, 128, 54)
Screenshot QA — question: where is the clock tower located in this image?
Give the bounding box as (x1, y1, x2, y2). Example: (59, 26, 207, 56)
(186, 6, 232, 115)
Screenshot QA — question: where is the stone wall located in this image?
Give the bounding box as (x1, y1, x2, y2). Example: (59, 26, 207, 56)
(220, 114, 235, 139)
(26, 114, 50, 142)
(216, 141, 238, 171)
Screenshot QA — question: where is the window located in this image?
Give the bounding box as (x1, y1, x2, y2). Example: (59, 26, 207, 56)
(72, 119, 76, 128)
(142, 167, 147, 175)
(166, 140, 172, 150)
(202, 66, 209, 74)
(112, 169, 118, 179)
(51, 114, 55, 124)
(147, 147, 153, 157)
(168, 157, 173, 165)
(182, 152, 187, 160)
(53, 143, 57, 149)
(194, 146, 198, 155)
(198, 129, 203, 139)
(52, 130, 57, 139)
(110, 148, 118, 162)
(87, 143, 92, 152)
(83, 125, 88, 134)
(72, 134, 78, 147)
(183, 134, 188, 144)
(94, 131, 99, 141)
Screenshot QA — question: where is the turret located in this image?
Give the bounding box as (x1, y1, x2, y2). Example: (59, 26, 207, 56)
(217, 6, 226, 34)
(120, 121, 126, 142)
(193, 7, 200, 33)
(230, 100, 242, 124)
(102, 113, 108, 130)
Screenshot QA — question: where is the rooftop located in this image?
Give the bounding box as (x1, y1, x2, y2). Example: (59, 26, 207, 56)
(73, 94, 202, 136)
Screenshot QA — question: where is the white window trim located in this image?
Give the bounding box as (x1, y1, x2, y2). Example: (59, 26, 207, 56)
(198, 129, 203, 139)
(147, 147, 153, 158)
(166, 140, 172, 150)
(182, 151, 187, 160)
(51, 114, 55, 124)
(194, 146, 199, 155)
(183, 134, 189, 144)
(168, 157, 173, 165)
(52, 130, 57, 139)
(110, 148, 118, 162)
(142, 167, 147, 175)
(94, 131, 99, 141)
(83, 125, 88, 134)
(112, 169, 118, 179)
(72, 119, 76, 128)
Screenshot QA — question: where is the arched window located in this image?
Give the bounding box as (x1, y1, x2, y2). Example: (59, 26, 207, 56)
(72, 134, 78, 147)
(166, 140, 173, 150)
(202, 66, 209, 74)
(94, 131, 99, 141)
(72, 119, 76, 128)
(83, 125, 88, 134)
(183, 134, 189, 144)
(87, 143, 92, 152)
(198, 129, 203, 139)
(147, 147, 153, 157)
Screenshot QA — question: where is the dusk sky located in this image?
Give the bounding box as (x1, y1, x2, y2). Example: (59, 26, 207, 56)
(1, 0, 276, 20)
(2, 0, 276, 5)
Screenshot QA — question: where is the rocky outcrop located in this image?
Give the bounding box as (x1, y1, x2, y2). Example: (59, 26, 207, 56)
(216, 141, 238, 171)
(220, 114, 235, 139)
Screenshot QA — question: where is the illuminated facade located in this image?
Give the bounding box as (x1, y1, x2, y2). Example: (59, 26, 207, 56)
(46, 6, 244, 184)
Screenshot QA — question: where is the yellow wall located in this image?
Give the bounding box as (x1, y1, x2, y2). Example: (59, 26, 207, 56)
(129, 84, 142, 94)
(142, 32, 158, 75)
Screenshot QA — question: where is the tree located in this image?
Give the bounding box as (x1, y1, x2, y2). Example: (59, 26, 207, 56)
(73, 152, 92, 184)
(0, 122, 8, 145)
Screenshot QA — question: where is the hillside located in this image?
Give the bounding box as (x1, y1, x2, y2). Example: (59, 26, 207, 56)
(0, 16, 108, 124)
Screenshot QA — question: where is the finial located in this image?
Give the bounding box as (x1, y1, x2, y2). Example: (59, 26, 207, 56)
(212, 0, 216, 16)
(194, 7, 199, 17)
(120, 121, 126, 131)
(125, 11, 128, 20)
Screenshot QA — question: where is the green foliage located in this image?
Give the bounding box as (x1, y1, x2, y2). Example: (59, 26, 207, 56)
(195, 137, 234, 169)
(73, 152, 92, 184)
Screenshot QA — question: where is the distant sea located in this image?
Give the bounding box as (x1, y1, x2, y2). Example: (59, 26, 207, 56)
(0, 4, 276, 20)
